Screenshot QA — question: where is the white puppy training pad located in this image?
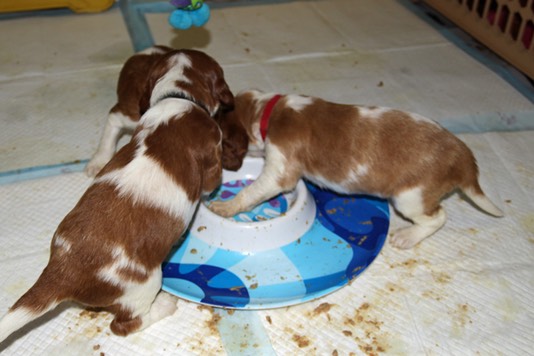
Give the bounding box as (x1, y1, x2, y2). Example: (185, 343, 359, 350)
(0, 131, 532, 355)
(0, 0, 533, 354)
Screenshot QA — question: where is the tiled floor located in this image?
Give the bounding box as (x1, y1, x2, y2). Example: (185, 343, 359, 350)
(0, 0, 533, 354)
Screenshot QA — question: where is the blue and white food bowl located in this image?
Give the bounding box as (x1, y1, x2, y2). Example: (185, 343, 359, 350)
(162, 157, 390, 309)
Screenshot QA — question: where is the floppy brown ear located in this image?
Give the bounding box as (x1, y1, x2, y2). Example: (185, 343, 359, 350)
(217, 110, 248, 171)
(222, 135, 248, 171)
(216, 78, 235, 112)
(138, 57, 170, 115)
(202, 135, 223, 194)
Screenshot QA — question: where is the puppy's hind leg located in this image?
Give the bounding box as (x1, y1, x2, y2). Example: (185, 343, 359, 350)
(109, 269, 177, 336)
(389, 187, 447, 249)
(85, 110, 137, 177)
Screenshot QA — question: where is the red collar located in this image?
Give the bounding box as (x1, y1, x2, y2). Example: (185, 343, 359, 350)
(260, 94, 283, 140)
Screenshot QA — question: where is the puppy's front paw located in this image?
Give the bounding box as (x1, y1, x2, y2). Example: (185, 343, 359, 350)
(85, 157, 106, 177)
(209, 200, 240, 218)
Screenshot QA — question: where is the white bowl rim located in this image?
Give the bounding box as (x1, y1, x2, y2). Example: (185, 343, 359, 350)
(190, 157, 317, 253)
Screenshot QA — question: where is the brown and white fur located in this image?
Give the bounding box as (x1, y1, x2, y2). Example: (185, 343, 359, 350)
(211, 89, 503, 249)
(0, 50, 233, 343)
(85, 45, 232, 177)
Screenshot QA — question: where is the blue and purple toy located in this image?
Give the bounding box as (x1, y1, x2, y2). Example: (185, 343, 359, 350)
(169, 0, 210, 30)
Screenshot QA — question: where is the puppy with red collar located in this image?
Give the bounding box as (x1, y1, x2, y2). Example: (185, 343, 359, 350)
(85, 45, 232, 177)
(211, 89, 503, 249)
(0, 50, 233, 342)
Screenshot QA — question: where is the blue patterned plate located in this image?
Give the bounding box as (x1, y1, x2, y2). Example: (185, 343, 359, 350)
(162, 158, 389, 309)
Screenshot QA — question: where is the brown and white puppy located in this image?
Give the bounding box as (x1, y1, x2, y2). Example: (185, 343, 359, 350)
(211, 89, 503, 249)
(0, 51, 233, 342)
(85, 45, 234, 176)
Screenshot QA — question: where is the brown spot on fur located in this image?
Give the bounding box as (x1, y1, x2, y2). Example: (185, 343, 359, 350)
(143, 109, 222, 201)
(113, 45, 174, 122)
(110, 313, 142, 336)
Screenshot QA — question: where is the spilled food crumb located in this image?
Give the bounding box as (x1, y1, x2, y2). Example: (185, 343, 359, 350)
(292, 334, 311, 348)
(342, 302, 389, 355)
(79, 309, 100, 319)
(432, 271, 452, 284)
(196, 305, 222, 335)
(312, 302, 334, 316)
(206, 311, 222, 334)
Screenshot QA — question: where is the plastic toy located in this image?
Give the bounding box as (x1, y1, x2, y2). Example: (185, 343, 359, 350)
(169, 0, 210, 30)
(0, 0, 113, 13)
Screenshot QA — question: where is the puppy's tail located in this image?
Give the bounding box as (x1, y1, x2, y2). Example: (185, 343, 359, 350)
(0, 269, 63, 344)
(461, 182, 504, 217)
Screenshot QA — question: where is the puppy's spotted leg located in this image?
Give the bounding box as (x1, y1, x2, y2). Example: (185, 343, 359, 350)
(210, 146, 299, 217)
(389, 187, 447, 249)
(109, 268, 177, 336)
(389, 208, 447, 249)
(210, 171, 291, 217)
(85, 111, 137, 177)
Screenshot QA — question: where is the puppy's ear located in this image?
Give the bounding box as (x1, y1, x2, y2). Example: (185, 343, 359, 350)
(217, 110, 248, 171)
(139, 56, 171, 114)
(200, 122, 223, 194)
(203, 142, 223, 195)
(215, 79, 235, 112)
(139, 87, 151, 115)
(222, 134, 248, 171)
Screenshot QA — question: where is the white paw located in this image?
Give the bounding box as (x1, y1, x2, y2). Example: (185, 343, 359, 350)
(150, 292, 178, 322)
(209, 200, 240, 217)
(85, 157, 107, 177)
(389, 227, 423, 249)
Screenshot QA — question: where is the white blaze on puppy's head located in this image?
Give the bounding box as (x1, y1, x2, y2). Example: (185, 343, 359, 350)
(150, 53, 193, 107)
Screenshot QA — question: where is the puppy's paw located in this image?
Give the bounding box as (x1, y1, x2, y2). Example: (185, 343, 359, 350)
(209, 200, 240, 218)
(85, 158, 106, 177)
(389, 227, 422, 249)
(150, 292, 178, 322)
